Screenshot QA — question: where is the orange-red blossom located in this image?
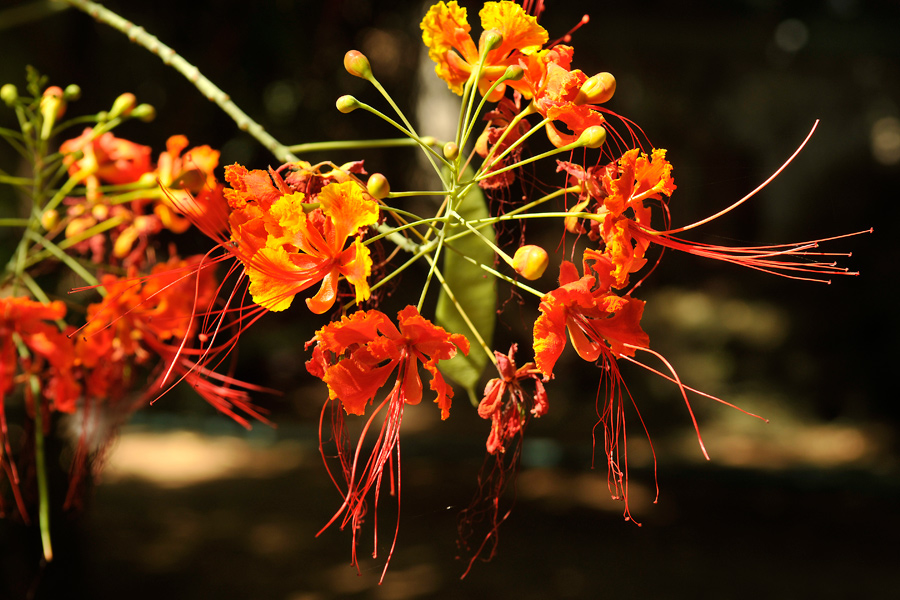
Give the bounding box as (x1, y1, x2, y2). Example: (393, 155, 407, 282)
(533, 259, 649, 380)
(223, 165, 379, 314)
(305, 306, 468, 581)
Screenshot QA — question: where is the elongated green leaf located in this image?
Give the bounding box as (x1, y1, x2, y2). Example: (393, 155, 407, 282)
(435, 174, 496, 405)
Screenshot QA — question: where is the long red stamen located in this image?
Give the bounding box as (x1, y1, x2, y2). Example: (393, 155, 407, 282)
(661, 121, 818, 236)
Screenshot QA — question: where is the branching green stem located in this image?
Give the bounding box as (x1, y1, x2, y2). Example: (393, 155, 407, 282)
(59, 0, 299, 163)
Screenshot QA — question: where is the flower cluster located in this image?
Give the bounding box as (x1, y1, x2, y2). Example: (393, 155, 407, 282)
(1, 0, 868, 584)
(0, 74, 265, 556)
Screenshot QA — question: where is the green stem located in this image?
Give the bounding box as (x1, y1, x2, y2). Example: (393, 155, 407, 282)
(0, 218, 32, 227)
(446, 243, 543, 298)
(288, 137, 433, 154)
(352, 99, 447, 170)
(0, 174, 34, 186)
(61, 0, 298, 163)
(422, 252, 498, 368)
(24, 229, 101, 286)
(456, 213, 513, 265)
(30, 374, 53, 562)
(472, 135, 586, 183)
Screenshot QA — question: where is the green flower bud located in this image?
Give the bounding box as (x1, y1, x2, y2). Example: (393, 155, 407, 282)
(40, 86, 66, 139)
(442, 141, 459, 160)
(366, 173, 390, 200)
(64, 84, 82, 101)
(108, 92, 136, 119)
(40, 209, 59, 231)
(578, 125, 607, 149)
(1, 84, 18, 106)
(131, 103, 156, 122)
(336, 95, 361, 113)
(481, 30, 503, 52)
(503, 65, 524, 81)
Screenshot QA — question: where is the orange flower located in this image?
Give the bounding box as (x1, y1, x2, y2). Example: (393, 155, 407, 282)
(307, 305, 469, 417)
(422, 0, 548, 100)
(305, 306, 468, 580)
(533, 259, 649, 379)
(532, 263, 658, 524)
(224, 165, 379, 314)
(152, 134, 224, 234)
(1, 297, 79, 415)
(1, 297, 79, 519)
(60, 128, 151, 190)
(519, 45, 611, 147)
(77, 257, 268, 428)
(566, 146, 863, 283)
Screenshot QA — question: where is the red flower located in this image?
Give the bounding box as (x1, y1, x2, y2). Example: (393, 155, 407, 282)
(1, 297, 79, 519)
(77, 257, 269, 428)
(564, 143, 866, 284)
(306, 306, 468, 580)
(224, 166, 379, 314)
(458, 344, 546, 576)
(523, 45, 609, 148)
(60, 128, 152, 188)
(533, 259, 649, 379)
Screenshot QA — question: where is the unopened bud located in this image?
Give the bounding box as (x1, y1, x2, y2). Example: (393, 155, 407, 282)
(578, 125, 607, 149)
(138, 172, 158, 187)
(512, 245, 549, 280)
(108, 93, 136, 119)
(131, 103, 156, 122)
(366, 173, 390, 200)
(1, 84, 19, 106)
(64, 84, 81, 101)
(481, 30, 503, 52)
(40, 86, 66, 139)
(576, 72, 616, 105)
(336, 95, 361, 113)
(343, 50, 373, 80)
(442, 141, 459, 160)
(502, 65, 524, 81)
(40, 209, 59, 231)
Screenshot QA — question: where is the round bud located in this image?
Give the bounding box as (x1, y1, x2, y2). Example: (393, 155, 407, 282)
(40, 209, 59, 231)
(336, 95, 361, 114)
(442, 141, 459, 160)
(512, 245, 549, 280)
(64, 84, 82, 101)
(481, 30, 503, 52)
(0, 84, 18, 106)
(576, 72, 616, 105)
(503, 65, 525, 81)
(138, 172, 159, 187)
(578, 125, 607, 149)
(108, 92, 136, 119)
(42, 86, 64, 99)
(366, 173, 390, 200)
(130, 103, 156, 122)
(343, 50, 373, 80)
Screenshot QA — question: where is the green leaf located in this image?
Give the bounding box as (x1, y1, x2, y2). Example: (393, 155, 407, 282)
(435, 175, 496, 405)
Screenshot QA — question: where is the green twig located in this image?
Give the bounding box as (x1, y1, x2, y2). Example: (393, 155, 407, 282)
(59, 0, 298, 163)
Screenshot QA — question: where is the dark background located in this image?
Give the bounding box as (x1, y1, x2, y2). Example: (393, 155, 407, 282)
(1, 0, 898, 598)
